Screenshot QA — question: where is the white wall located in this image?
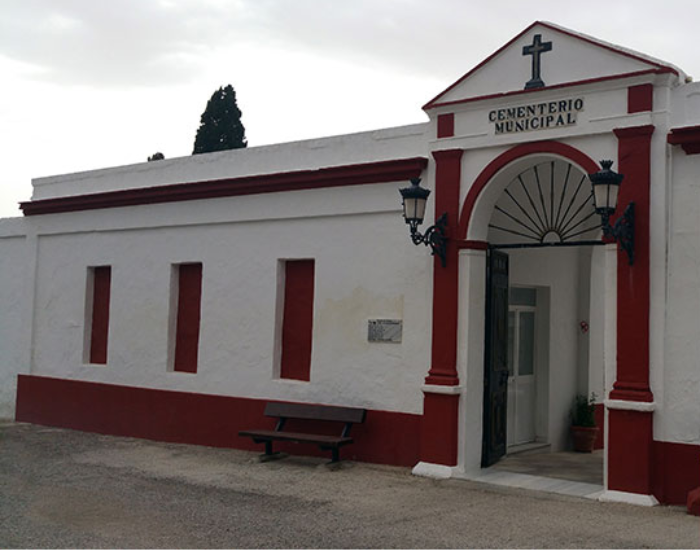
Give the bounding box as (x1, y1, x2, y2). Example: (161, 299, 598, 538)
(661, 148, 700, 445)
(0, 218, 29, 418)
(28, 181, 433, 415)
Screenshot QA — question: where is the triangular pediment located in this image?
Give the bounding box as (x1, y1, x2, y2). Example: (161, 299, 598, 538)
(425, 21, 682, 109)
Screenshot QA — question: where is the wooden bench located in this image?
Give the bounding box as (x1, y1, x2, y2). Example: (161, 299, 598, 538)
(239, 402, 367, 463)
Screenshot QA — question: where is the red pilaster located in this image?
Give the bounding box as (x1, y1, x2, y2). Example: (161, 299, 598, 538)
(607, 124, 655, 496)
(418, 149, 463, 467)
(426, 149, 463, 386)
(610, 125, 654, 402)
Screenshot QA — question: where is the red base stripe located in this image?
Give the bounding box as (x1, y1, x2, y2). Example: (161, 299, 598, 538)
(652, 440, 700, 505)
(15, 375, 420, 467)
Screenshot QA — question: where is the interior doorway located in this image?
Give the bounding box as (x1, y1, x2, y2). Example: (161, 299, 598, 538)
(507, 287, 538, 448)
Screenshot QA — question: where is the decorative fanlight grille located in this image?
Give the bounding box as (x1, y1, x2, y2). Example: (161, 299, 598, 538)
(488, 160, 600, 245)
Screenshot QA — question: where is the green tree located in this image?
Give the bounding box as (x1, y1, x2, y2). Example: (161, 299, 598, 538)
(192, 84, 247, 155)
(147, 152, 165, 161)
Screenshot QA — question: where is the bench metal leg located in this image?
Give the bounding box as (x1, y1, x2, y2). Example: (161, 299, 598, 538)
(331, 447, 340, 463)
(254, 440, 285, 462)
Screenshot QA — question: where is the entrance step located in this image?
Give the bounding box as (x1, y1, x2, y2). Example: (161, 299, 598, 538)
(462, 469, 604, 500)
(494, 449, 604, 485)
(506, 442, 550, 456)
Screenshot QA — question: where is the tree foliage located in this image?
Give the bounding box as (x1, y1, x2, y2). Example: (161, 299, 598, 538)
(192, 84, 247, 155)
(148, 152, 165, 161)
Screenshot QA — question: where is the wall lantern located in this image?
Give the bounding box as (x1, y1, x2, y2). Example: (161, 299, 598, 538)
(588, 160, 635, 265)
(399, 178, 448, 267)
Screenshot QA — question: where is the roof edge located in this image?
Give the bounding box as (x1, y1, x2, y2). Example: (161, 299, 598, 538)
(424, 21, 682, 111)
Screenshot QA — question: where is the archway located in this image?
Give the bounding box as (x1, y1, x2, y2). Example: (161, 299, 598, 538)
(457, 143, 609, 484)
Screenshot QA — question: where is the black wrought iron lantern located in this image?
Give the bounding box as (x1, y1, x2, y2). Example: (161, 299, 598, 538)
(399, 178, 448, 267)
(588, 160, 635, 265)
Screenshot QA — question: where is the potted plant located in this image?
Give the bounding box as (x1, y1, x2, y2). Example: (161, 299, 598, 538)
(570, 393, 599, 453)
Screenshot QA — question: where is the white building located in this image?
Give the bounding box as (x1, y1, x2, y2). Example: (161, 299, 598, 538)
(2, 21, 700, 509)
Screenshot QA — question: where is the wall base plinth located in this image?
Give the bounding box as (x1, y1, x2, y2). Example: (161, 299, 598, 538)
(412, 461, 454, 479)
(598, 490, 659, 507)
(607, 406, 654, 496)
(419, 389, 460, 466)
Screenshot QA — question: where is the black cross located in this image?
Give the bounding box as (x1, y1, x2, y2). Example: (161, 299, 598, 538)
(522, 34, 552, 89)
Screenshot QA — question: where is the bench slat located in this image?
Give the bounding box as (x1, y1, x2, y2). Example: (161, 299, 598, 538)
(264, 402, 366, 424)
(239, 429, 353, 446)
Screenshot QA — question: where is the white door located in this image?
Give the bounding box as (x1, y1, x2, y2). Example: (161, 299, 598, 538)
(507, 288, 537, 448)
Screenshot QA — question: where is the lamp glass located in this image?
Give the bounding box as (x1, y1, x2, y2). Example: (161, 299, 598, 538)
(403, 196, 427, 223)
(593, 181, 619, 212)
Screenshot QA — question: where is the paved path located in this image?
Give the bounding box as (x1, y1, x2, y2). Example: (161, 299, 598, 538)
(1, 421, 698, 548)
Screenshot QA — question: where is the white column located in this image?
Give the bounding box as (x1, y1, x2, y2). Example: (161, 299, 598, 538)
(457, 248, 487, 476)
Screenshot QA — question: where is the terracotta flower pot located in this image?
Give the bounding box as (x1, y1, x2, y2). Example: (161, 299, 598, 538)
(571, 425, 599, 452)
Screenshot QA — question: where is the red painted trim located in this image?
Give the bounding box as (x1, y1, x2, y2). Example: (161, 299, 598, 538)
(667, 125, 700, 155)
(89, 266, 111, 364)
(20, 157, 429, 216)
(424, 20, 677, 110)
(174, 263, 202, 374)
(437, 113, 455, 138)
(426, 69, 668, 111)
(458, 141, 599, 240)
(15, 375, 421, 467)
(420, 392, 459, 465)
(628, 84, 653, 113)
(426, 149, 463, 386)
(456, 240, 489, 251)
(652, 440, 700, 506)
(609, 125, 654, 402)
(280, 260, 314, 382)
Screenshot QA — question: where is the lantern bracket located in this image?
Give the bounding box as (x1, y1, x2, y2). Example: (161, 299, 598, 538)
(409, 212, 448, 267)
(601, 201, 635, 265)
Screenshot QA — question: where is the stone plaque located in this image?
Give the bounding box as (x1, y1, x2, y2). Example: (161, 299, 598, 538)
(368, 319, 402, 343)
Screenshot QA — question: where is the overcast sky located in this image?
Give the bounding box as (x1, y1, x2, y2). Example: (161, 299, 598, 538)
(1, 0, 699, 218)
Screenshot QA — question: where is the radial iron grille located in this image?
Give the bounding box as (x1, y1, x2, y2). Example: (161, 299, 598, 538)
(488, 160, 600, 245)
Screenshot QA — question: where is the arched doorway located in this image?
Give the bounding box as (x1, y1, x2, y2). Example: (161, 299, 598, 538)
(457, 144, 609, 485)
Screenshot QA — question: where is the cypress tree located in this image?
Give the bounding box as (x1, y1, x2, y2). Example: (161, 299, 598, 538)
(192, 84, 247, 155)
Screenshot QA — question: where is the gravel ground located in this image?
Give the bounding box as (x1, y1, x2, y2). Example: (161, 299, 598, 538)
(0, 421, 697, 548)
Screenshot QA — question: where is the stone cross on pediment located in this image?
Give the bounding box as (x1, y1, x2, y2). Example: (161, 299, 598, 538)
(523, 34, 552, 89)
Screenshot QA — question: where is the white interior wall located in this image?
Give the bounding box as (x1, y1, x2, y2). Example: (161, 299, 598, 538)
(588, 245, 607, 400)
(508, 246, 580, 451)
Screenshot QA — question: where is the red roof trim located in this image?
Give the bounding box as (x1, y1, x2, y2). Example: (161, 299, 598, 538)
(426, 69, 669, 111)
(668, 125, 700, 155)
(424, 21, 678, 110)
(20, 157, 429, 216)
